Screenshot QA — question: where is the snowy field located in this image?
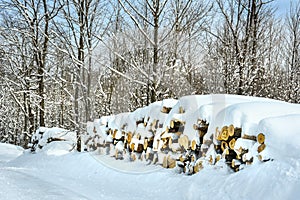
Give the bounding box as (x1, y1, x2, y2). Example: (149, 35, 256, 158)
(1, 143, 300, 200)
(1, 94, 300, 200)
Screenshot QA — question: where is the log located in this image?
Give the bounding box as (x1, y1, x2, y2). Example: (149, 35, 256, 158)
(131, 153, 136, 161)
(193, 124, 198, 131)
(47, 137, 66, 143)
(167, 155, 176, 168)
(221, 141, 228, 152)
(148, 137, 154, 148)
(178, 135, 189, 150)
(234, 127, 242, 138)
(257, 143, 266, 153)
(190, 154, 196, 162)
(170, 120, 174, 128)
(242, 134, 257, 141)
(168, 138, 173, 147)
(136, 118, 144, 126)
(209, 155, 214, 165)
(229, 138, 236, 150)
(163, 155, 168, 168)
(154, 139, 160, 151)
(191, 139, 197, 151)
(225, 150, 237, 162)
(179, 106, 185, 114)
(231, 159, 242, 169)
(178, 155, 186, 163)
(136, 143, 144, 153)
(130, 143, 135, 152)
(193, 163, 200, 174)
(228, 125, 235, 137)
(193, 161, 203, 173)
(144, 138, 148, 150)
(127, 132, 133, 144)
(161, 106, 172, 114)
(215, 127, 222, 140)
(258, 154, 271, 162)
(220, 126, 229, 141)
(151, 119, 158, 130)
(257, 133, 265, 144)
(242, 152, 253, 163)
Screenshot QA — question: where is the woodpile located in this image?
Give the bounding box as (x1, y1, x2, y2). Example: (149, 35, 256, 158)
(214, 125, 270, 172)
(86, 108, 272, 176)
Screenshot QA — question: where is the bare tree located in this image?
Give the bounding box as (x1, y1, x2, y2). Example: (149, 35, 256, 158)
(286, 1, 300, 103)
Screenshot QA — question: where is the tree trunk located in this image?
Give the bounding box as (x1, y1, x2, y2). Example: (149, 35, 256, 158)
(151, 2, 159, 103)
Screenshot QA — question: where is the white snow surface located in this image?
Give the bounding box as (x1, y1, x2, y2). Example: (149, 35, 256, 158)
(0, 143, 23, 163)
(0, 145, 300, 200)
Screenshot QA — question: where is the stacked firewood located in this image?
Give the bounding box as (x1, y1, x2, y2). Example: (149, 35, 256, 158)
(174, 119, 209, 175)
(87, 113, 271, 175)
(215, 125, 242, 171)
(214, 125, 269, 172)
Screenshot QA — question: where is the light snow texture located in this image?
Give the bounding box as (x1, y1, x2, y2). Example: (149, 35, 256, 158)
(0, 148, 300, 200)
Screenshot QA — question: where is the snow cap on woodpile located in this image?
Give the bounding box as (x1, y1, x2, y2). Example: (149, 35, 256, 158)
(108, 112, 131, 131)
(163, 95, 212, 140)
(257, 114, 300, 160)
(93, 116, 113, 138)
(144, 101, 168, 125)
(32, 127, 77, 155)
(211, 101, 300, 137)
(161, 99, 178, 109)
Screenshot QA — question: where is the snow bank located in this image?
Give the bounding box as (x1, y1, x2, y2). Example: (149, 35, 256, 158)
(31, 127, 76, 155)
(0, 143, 23, 162)
(257, 114, 300, 160)
(211, 101, 300, 136)
(1, 150, 300, 200)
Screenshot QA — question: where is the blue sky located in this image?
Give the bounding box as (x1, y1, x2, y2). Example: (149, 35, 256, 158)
(274, 0, 295, 17)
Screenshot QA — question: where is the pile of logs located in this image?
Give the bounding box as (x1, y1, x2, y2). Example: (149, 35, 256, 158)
(86, 113, 271, 175)
(215, 125, 268, 172)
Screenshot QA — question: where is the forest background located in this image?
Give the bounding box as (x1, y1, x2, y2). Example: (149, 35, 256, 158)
(0, 0, 299, 149)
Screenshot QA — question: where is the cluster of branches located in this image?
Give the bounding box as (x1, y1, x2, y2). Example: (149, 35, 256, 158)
(0, 0, 299, 149)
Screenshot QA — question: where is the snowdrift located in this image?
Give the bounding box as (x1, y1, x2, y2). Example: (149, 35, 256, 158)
(84, 94, 300, 174)
(31, 127, 77, 155)
(0, 143, 23, 162)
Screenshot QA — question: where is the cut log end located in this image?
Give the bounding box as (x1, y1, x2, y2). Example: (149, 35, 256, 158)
(257, 133, 265, 144)
(228, 124, 234, 137)
(179, 106, 185, 114)
(229, 138, 236, 150)
(257, 143, 266, 153)
(191, 140, 197, 151)
(144, 139, 148, 150)
(221, 141, 228, 152)
(220, 128, 229, 141)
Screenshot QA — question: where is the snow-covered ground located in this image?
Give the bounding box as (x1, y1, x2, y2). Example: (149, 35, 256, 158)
(0, 142, 300, 200)
(1, 94, 300, 200)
